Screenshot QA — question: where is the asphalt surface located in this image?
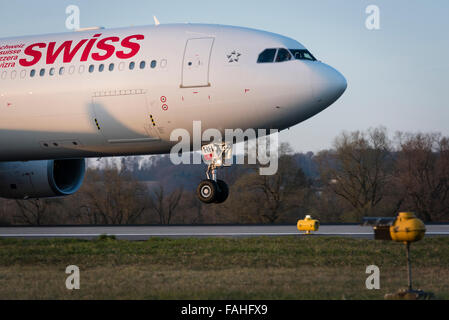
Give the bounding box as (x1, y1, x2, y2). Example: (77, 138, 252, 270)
(0, 224, 449, 240)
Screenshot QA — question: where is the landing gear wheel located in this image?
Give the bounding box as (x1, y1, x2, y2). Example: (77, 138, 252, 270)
(215, 180, 229, 204)
(197, 179, 218, 204)
(199, 142, 233, 204)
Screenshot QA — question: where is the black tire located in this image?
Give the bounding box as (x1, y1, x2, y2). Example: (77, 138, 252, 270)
(215, 179, 229, 204)
(197, 179, 218, 204)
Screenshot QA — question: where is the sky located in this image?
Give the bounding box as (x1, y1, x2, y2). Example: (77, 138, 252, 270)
(1, 0, 448, 153)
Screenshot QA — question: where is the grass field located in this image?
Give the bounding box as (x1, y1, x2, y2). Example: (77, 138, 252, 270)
(0, 236, 448, 299)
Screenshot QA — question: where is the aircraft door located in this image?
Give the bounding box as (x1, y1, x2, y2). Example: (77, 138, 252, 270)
(181, 38, 214, 88)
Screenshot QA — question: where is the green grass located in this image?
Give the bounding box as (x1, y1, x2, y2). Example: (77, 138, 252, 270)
(0, 236, 448, 299)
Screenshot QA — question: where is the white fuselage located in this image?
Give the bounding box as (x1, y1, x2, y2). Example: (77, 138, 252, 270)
(0, 24, 346, 162)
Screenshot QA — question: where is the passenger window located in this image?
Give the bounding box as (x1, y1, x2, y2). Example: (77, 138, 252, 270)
(30, 69, 36, 77)
(49, 68, 55, 76)
(79, 65, 85, 74)
(275, 48, 291, 62)
(99, 64, 104, 72)
(257, 49, 277, 63)
(109, 63, 114, 71)
(89, 65, 95, 73)
(129, 62, 135, 70)
(20, 70, 26, 79)
(1, 71, 7, 79)
(59, 67, 65, 75)
(140, 61, 146, 69)
(40, 68, 45, 77)
(150, 60, 157, 68)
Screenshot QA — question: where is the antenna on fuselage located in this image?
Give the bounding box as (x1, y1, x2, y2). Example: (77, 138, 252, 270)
(153, 16, 160, 26)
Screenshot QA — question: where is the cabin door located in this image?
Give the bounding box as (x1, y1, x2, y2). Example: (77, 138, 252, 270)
(181, 38, 214, 88)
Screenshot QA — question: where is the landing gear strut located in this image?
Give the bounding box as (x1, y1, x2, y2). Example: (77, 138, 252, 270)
(196, 142, 231, 204)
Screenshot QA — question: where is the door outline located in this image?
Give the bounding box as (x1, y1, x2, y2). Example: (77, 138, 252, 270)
(92, 90, 160, 144)
(181, 37, 215, 88)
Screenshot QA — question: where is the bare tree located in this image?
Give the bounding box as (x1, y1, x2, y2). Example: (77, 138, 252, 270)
(77, 167, 148, 224)
(0, 199, 14, 225)
(185, 191, 205, 224)
(316, 127, 393, 221)
(14, 199, 53, 225)
(231, 143, 310, 223)
(148, 184, 184, 224)
(394, 132, 449, 221)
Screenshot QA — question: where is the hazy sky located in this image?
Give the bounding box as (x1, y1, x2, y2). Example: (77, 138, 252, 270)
(1, 0, 448, 152)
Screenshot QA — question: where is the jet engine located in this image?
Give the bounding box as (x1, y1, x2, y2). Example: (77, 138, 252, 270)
(0, 159, 86, 199)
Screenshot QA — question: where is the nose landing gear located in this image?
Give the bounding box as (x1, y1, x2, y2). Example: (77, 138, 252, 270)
(196, 143, 232, 204)
(197, 179, 229, 204)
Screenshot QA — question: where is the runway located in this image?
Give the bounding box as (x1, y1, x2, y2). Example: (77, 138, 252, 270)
(1, 224, 449, 240)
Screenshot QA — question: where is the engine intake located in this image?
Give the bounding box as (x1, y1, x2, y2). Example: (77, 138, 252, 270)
(0, 159, 86, 199)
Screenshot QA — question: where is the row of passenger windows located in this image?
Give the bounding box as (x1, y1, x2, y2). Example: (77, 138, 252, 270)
(0, 59, 166, 80)
(30, 60, 158, 78)
(257, 48, 316, 63)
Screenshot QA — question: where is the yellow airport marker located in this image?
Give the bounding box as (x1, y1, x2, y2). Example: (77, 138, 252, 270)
(370, 212, 431, 299)
(297, 215, 319, 235)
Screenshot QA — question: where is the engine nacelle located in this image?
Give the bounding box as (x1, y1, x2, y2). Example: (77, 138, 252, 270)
(0, 159, 86, 199)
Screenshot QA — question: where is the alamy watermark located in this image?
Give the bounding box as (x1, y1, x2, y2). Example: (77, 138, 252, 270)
(65, 265, 80, 290)
(365, 5, 380, 30)
(65, 5, 80, 31)
(170, 121, 279, 176)
(365, 265, 380, 289)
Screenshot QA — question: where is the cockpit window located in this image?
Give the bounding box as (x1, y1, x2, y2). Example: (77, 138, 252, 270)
(257, 49, 277, 63)
(258, 48, 310, 63)
(289, 49, 316, 61)
(275, 48, 292, 62)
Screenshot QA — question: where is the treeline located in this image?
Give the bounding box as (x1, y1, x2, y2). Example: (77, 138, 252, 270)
(0, 127, 448, 225)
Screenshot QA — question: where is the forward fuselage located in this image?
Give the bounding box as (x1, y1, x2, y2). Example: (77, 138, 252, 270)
(0, 24, 346, 161)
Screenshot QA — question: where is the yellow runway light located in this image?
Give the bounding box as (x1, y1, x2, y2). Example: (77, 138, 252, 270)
(389, 212, 426, 243)
(365, 212, 430, 298)
(297, 215, 319, 234)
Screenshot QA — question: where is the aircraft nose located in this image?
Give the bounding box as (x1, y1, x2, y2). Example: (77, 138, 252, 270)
(311, 63, 347, 105)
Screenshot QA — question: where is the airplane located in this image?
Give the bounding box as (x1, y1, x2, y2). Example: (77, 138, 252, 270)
(0, 23, 347, 204)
